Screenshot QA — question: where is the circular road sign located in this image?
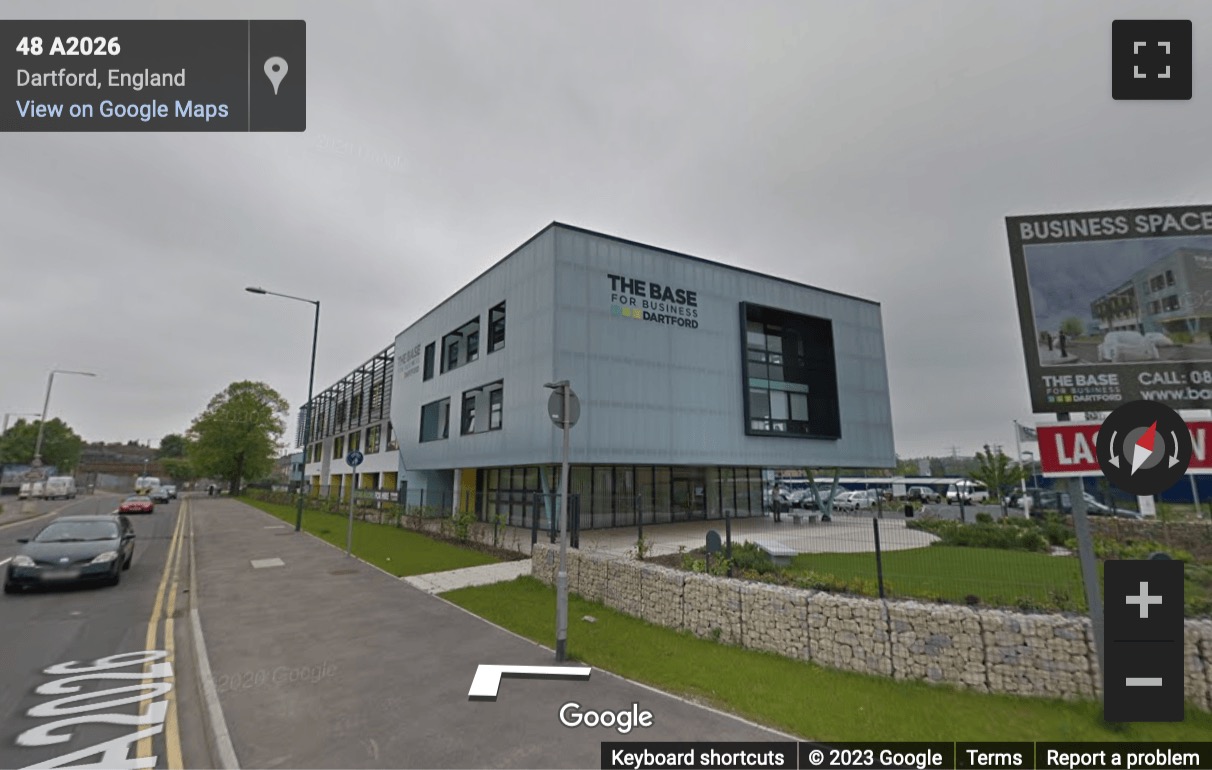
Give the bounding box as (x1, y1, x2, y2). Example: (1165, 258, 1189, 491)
(1095, 400, 1191, 496)
(547, 389, 580, 428)
(346, 450, 364, 468)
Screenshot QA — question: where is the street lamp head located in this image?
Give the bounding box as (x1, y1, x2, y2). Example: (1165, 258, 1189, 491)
(245, 286, 267, 294)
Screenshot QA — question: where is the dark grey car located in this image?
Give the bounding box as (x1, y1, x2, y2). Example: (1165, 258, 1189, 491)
(4, 515, 135, 593)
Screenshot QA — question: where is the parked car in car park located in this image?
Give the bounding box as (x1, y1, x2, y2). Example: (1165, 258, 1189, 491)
(906, 486, 941, 503)
(848, 489, 881, 508)
(4, 515, 135, 593)
(946, 481, 989, 504)
(830, 491, 859, 511)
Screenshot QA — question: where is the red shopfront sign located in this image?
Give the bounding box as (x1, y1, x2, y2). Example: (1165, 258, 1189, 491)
(1036, 421, 1212, 476)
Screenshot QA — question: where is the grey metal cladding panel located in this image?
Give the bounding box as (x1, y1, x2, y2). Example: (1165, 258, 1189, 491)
(390, 230, 557, 470)
(553, 228, 895, 467)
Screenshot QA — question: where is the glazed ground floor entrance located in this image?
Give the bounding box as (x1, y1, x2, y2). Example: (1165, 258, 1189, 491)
(470, 464, 768, 530)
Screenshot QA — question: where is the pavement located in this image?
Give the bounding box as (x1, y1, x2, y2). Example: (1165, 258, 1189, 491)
(190, 495, 794, 769)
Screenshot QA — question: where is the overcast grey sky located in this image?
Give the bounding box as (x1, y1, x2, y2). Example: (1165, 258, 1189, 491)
(2, 0, 1210, 459)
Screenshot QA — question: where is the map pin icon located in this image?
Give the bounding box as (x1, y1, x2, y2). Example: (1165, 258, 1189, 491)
(264, 56, 288, 95)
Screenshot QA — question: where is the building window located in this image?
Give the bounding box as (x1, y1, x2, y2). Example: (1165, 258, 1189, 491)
(488, 302, 506, 353)
(740, 302, 840, 439)
(423, 342, 435, 381)
(311, 443, 322, 462)
(348, 430, 361, 453)
(366, 424, 382, 454)
(333, 435, 344, 459)
(1166, 270, 1175, 287)
(1151, 275, 1166, 292)
(420, 399, 450, 442)
(461, 381, 504, 435)
(336, 400, 347, 429)
(441, 317, 480, 374)
(387, 422, 399, 451)
(350, 393, 363, 426)
(1150, 300, 1161, 314)
(1162, 294, 1180, 312)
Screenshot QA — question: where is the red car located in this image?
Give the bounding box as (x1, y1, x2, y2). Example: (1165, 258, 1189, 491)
(118, 495, 154, 514)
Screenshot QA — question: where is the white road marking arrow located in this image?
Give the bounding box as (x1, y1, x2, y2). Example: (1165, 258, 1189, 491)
(468, 664, 591, 700)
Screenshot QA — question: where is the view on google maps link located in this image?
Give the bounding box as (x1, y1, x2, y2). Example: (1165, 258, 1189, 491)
(1, 4, 1211, 770)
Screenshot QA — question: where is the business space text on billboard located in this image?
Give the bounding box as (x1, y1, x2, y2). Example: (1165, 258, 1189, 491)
(1007, 205, 1212, 413)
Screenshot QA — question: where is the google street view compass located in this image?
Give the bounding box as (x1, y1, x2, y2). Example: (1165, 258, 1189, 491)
(1096, 400, 1191, 496)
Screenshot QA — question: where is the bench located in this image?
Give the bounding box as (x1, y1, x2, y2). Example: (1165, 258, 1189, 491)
(750, 538, 797, 566)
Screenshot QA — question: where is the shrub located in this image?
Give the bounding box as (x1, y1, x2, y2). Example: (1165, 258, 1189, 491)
(1080, 537, 1195, 562)
(919, 519, 1049, 552)
(728, 541, 777, 574)
(975, 512, 994, 524)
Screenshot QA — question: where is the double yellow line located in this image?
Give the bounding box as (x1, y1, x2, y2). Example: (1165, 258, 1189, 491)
(136, 498, 189, 768)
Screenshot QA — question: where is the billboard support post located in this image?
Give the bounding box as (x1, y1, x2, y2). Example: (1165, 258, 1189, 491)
(1057, 413, 1106, 701)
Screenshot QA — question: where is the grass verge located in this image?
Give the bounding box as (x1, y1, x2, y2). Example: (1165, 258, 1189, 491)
(443, 576, 1212, 741)
(242, 497, 500, 576)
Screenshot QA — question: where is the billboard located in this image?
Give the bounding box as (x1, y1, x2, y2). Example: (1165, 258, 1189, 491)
(1036, 420, 1212, 476)
(1007, 205, 1212, 412)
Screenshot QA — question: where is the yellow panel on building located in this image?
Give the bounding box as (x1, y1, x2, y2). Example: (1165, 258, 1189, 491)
(458, 468, 477, 514)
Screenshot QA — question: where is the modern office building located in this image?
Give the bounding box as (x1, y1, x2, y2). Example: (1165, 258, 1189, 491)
(1091, 248, 1212, 337)
(383, 222, 896, 529)
(299, 343, 400, 501)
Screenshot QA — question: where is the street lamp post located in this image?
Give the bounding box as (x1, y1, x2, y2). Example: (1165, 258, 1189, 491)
(544, 380, 576, 662)
(1020, 450, 1035, 518)
(246, 287, 320, 532)
(2, 412, 41, 435)
(32, 370, 97, 468)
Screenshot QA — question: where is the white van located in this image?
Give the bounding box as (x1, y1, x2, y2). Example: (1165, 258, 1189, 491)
(135, 476, 161, 495)
(45, 476, 77, 500)
(18, 482, 32, 499)
(946, 481, 989, 504)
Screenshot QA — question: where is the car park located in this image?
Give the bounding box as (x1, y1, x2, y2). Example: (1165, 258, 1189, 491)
(4, 515, 135, 593)
(1097, 331, 1159, 362)
(118, 495, 155, 514)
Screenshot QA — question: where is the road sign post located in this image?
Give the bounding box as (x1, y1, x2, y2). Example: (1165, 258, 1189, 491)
(345, 450, 363, 556)
(546, 381, 580, 662)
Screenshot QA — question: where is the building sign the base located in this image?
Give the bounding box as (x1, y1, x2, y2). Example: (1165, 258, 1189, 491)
(1036, 420, 1212, 476)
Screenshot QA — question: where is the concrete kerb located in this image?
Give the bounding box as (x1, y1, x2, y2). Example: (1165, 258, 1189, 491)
(186, 498, 241, 770)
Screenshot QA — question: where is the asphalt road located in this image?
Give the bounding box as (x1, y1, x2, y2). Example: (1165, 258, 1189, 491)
(0, 495, 210, 769)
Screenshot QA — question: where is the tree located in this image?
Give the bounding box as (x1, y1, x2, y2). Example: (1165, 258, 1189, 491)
(969, 444, 1028, 516)
(157, 433, 187, 458)
(1061, 316, 1085, 337)
(186, 381, 289, 497)
(0, 418, 84, 471)
(160, 457, 198, 482)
